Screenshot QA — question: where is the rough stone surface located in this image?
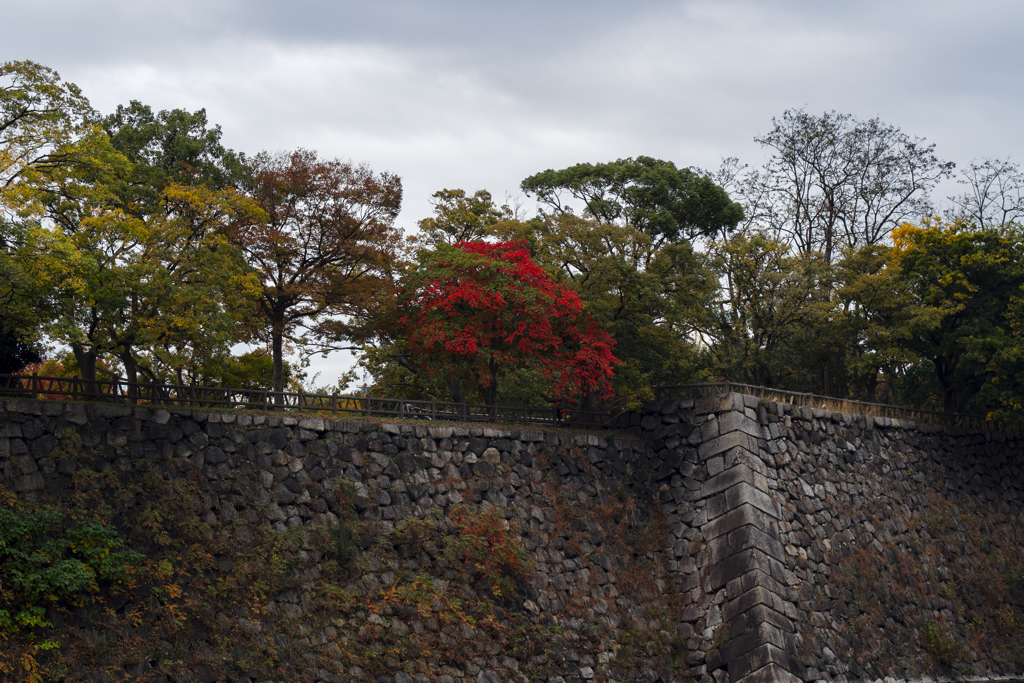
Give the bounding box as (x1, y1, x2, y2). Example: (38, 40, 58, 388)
(2, 394, 1022, 683)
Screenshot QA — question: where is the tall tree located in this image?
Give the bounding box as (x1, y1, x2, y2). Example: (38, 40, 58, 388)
(8, 128, 262, 389)
(946, 158, 1024, 229)
(236, 150, 403, 399)
(522, 156, 743, 245)
(703, 231, 829, 388)
(518, 158, 740, 404)
(1, 61, 94, 348)
(746, 110, 954, 261)
(414, 188, 516, 248)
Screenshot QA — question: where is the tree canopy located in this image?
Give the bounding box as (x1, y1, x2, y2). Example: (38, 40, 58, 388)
(4, 61, 1024, 427)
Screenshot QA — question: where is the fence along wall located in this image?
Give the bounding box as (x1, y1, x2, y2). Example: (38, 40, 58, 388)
(1, 393, 1023, 683)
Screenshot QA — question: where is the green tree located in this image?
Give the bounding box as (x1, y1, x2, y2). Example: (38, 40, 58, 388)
(101, 100, 244, 217)
(703, 231, 830, 388)
(9, 131, 261, 389)
(0, 61, 94, 349)
(884, 219, 1024, 415)
(517, 158, 742, 405)
(414, 188, 516, 247)
(521, 156, 743, 243)
(0, 60, 93, 189)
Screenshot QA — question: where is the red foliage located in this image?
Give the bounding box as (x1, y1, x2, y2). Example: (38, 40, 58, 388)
(394, 240, 617, 405)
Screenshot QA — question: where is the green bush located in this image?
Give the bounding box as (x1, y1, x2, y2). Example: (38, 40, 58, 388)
(0, 500, 142, 635)
(921, 620, 963, 665)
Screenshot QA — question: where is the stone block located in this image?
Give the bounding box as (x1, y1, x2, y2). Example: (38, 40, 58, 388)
(722, 621, 788, 663)
(722, 585, 775, 622)
(702, 503, 778, 542)
(707, 547, 773, 590)
(725, 482, 780, 519)
(6, 400, 42, 416)
(64, 403, 88, 425)
(726, 603, 794, 636)
(701, 464, 756, 498)
(733, 663, 803, 683)
(728, 642, 791, 681)
(727, 568, 786, 600)
(709, 524, 786, 565)
(695, 392, 738, 415)
(14, 471, 44, 492)
(718, 410, 763, 438)
(699, 431, 759, 461)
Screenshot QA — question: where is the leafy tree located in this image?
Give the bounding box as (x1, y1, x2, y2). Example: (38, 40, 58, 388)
(385, 240, 617, 409)
(742, 109, 954, 261)
(414, 188, 517, 247)
(831, 244, 914, 402)
(516, 158, 740, 404)
(8, 130, 262, 389)
(1, 61, 94, 349)
(492, 211, 717, 404)
(703, 231, 830, 388)
(521, 156, 743, 243)
(884, 219, 1024, 414)
(235, 150, 403, 399)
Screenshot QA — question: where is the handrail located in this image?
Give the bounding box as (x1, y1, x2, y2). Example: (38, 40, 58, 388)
(0, 374, 1008, 433)
(0, 374, 625, 430)
(654, 382, 1007, 432)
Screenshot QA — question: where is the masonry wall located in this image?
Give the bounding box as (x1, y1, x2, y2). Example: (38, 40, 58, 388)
(2, 394, 1023, 683)
(0, 398, 716, 683)
(632, 394, 1024, 683)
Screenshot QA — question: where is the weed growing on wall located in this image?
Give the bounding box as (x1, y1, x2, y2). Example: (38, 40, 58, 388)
(443, 505, 536, 599)
(827, 492, 1024, 675)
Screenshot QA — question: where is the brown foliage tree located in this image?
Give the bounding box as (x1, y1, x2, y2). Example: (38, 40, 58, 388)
(236, 150, 403, 398)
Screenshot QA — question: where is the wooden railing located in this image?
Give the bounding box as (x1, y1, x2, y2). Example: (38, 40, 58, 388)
(0, 374, 625, 429)
(654, 382, 1005, 432)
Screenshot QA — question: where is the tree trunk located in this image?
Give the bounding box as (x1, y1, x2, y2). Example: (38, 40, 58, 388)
(119, 347, 138, 401)
(447, 378, 463, 404)
(272, 329, 284, 406)
(71, 343, 99, 396)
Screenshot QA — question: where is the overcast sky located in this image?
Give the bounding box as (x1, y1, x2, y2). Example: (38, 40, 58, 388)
(8, 0, 1024, 387)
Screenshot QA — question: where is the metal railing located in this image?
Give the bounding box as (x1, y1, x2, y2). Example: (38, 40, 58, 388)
(655, 382, 1005, 432)
(0, 374, 625, 429)
(0, 374, 1008, 433)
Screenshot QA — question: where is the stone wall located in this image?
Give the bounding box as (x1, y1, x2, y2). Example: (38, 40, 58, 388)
(631, 394, 1024, 683)
(0, 398, 713, 683)
(2, 393, 1023, 683)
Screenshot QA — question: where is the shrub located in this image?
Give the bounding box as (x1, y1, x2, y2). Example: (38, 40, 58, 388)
(921, 620, 963, 665)
(0, 497, 142, 636)
(442, 505, 535, 600)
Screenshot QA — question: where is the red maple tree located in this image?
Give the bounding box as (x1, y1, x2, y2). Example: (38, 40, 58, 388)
(392, 239, 617, 408)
